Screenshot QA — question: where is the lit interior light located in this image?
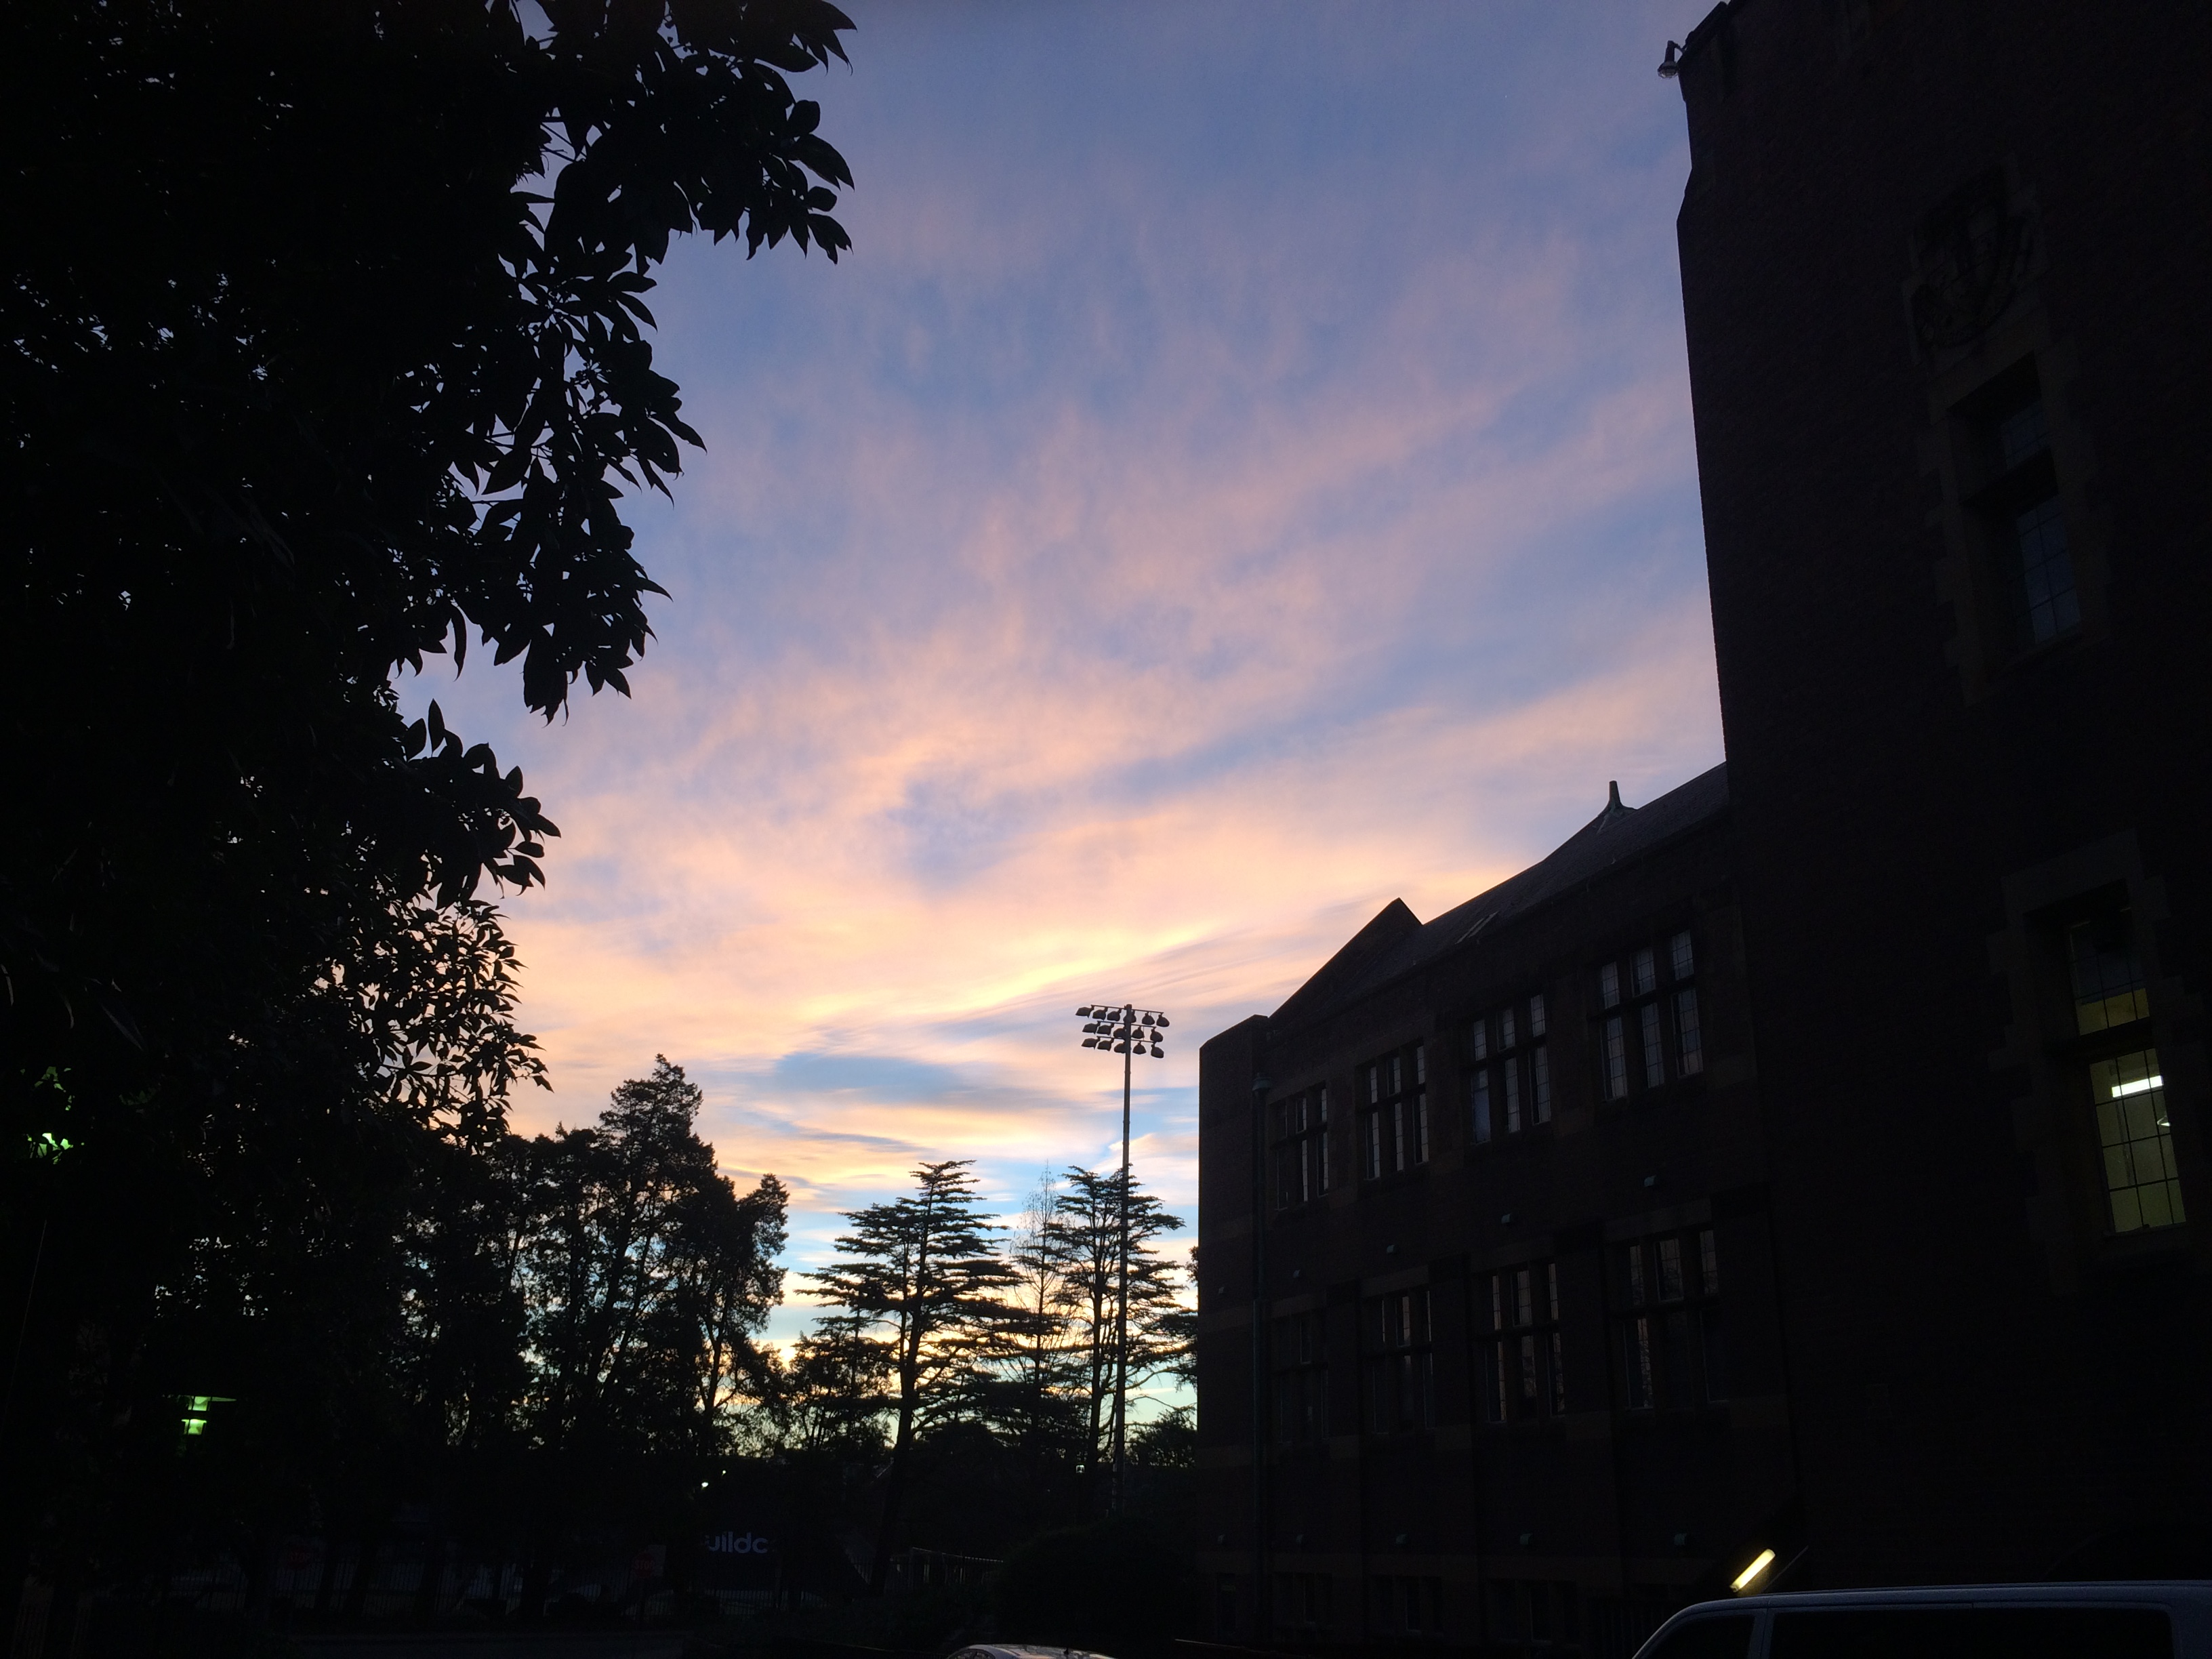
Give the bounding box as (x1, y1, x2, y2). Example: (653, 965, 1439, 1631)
(1732, 1548, 1776, 1593)
(2112, 1075, 2164, 1099)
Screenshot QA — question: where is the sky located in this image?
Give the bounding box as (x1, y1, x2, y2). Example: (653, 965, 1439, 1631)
(399, 1, 1724, 1370)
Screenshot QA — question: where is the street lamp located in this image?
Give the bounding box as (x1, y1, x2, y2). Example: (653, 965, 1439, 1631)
(1074, 1000, 1170, 1515)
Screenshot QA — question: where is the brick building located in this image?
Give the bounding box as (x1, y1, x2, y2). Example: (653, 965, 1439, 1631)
(1195, 0, 2212, 1646)
(1675, 0, 2212, 1591)
(1196, 768, 1790, 1654)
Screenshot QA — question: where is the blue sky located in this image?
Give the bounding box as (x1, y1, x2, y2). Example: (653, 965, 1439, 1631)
(402, 1, 1723, 1370)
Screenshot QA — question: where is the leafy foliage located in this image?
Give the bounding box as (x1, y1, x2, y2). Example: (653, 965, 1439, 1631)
(509, 1058, 787, 1457)
(1, 0, 852, 1626)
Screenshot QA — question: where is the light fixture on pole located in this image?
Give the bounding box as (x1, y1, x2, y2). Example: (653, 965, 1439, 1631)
(1074, 1000, 1169, 1516)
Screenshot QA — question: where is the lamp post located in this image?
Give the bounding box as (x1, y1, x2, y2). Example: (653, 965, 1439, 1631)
(1075, 1000, 1169, 1515)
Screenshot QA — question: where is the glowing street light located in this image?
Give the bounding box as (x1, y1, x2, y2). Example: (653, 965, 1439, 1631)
(1074, 1000, 1169, 1515)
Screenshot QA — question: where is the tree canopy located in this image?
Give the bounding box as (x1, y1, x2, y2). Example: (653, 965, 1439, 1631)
(1, 1, 854, 1637)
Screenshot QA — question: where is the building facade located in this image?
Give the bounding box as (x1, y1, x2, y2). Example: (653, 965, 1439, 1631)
(1197, 769, 1797, 1654)
(1197, 0, 2212, 1644)
(1675, 0, 2212, 1590)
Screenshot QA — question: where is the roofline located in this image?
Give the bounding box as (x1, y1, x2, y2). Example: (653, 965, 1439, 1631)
(1267, 790, 1731, 1040)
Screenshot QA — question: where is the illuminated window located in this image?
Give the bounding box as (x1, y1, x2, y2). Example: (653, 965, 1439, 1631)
(2094, 1049, 2184, 1233)
(1271, 1088, 1331, 1208)
(2055, 899, 2179, 1235)
(1481, 1261, 1564, 1422)
(1618, 1229, 1724, 1408)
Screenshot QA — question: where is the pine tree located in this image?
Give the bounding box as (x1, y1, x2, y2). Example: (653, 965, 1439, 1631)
(807, 1160, 1012, 1589)
(1044, 1167, 1187, 1517)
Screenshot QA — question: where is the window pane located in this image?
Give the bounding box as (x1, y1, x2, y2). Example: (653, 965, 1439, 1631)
(1627, 1317, 1654, 1410)
(1391, 1100, 1406, 1172)
(1645, 1614, 1753, 1659)
(1546, 1261, 1561, 1322)
(2091, 1048, 2184, 1233)
(1605, 1016, 1629, 1099)
(1549, 1330, 1566, 1414)
(1501, 1006, 1517, 1051)
(1513, 1267, 1533, 1328)
(1390, 1054, 1402, 1095)
(1658, 1236, 1684, 1301)
(1665, 1310, 1692, 1406)
(1998, 396, 2049, 469)
(1641, 1000, 1665, 1088)
(1533, 1044, 1552, 1124)
(1414, 1091, 1429, 1164)
(1519, 1333, 1539, 1408)
(1489, 1275, 1504, 1332)
(2068, 908, 2150, 1033)
(1486, 1342, 1507, 1422)
(1634, 947, 1657, 998)
(1367, 1065, 1379, 1105)
(1414, 1042, 1426, 1084)
(1504, 1056, 1522, 1133)
(1471, 1017, 1488, 1062)
(2015, 494, 2081, 647)
(1471, 1069, 1492, 1143)
(1770, 1607, 2169, 1659)
(1670, 928, 1695, 981)
(1677, 988, 1704, 1076)
(1530, 992, 1547, 1038)
(1600, 961, 1621, 1009)
(1626, 1245, 1647, 1306)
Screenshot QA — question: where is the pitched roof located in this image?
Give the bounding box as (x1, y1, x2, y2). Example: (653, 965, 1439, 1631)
(1270, 763, 1730, 1029)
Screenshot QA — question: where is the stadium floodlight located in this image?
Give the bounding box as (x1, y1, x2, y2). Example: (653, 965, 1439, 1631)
(1072, 1000, 1169, 1517)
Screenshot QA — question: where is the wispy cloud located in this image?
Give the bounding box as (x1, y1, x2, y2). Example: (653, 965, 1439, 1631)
(402, 1, 1715, 1347)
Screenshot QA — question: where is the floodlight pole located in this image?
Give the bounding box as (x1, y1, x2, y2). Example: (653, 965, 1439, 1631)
(1114, 1006, 1134, 1517)
(1074, 1000, 1168, 1519)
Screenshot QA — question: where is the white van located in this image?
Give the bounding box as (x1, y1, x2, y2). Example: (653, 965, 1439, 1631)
(1635, 1582, 2212, 1659)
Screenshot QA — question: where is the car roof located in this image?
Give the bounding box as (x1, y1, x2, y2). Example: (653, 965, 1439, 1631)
(1729, 1583, 2212, 1608)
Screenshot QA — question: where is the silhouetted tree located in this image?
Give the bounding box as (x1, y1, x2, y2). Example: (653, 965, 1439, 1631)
(3, 1, 853, 1634)
(514, 1059, 785, 1458)
(808, 1162, 1012, 1591)
(1044, 1168, 1188, 1517)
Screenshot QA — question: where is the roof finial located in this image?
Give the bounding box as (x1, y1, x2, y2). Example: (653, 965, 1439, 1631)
(1608, 779, 1623, 811)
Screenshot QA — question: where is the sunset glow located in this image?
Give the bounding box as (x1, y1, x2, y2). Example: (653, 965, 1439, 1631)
(398, 1, 1721, 1346)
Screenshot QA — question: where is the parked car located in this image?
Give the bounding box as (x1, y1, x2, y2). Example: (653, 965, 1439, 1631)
(947, 1647, 1108, 1659)
(1637, 1582, 2212, 1658)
